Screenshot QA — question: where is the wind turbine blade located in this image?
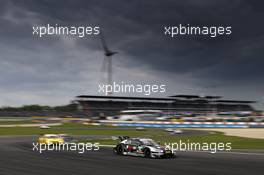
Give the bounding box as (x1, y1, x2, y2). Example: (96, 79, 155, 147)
(101, 57, 107, 73)
(100, 30, 109, 53)
(107, 56, 112, 86)
(107, 56, 113, 95)
(100, 56, 108, 82)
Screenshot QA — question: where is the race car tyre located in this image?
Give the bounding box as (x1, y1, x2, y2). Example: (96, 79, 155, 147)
(171, 154, 176, 158)
(167, 154, 175, 159)
(144, 148, 151, 158)
(116, 144, 125, 155)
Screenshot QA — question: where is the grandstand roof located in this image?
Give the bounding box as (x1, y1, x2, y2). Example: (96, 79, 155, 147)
(76, 95, 255, 104)
(215, 100, 255, 104)
(76, 95, 175, 101)
(170, 95, 222, 99)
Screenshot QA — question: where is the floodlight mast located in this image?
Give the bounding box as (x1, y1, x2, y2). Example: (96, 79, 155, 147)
(100, 31, 118, 95)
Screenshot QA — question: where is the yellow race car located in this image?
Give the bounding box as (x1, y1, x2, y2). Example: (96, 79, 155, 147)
(38, 134, 65, 144)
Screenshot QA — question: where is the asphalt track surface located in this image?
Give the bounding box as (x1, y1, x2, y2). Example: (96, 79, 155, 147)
(0, 136, 264, 175)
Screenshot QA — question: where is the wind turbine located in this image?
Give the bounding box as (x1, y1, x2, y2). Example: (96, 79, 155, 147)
(100, 31, 118, 95)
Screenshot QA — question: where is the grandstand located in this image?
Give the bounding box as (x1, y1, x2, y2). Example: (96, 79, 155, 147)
(75, 95, 255, 117)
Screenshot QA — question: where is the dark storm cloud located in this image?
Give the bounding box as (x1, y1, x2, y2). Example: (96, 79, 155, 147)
(0, 0, 264, 106)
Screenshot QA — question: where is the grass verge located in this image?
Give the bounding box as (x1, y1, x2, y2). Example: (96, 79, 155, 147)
(0, 123, 263, 150)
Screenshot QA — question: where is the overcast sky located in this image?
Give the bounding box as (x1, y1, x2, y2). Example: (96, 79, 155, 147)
(0, 0, 263, 109)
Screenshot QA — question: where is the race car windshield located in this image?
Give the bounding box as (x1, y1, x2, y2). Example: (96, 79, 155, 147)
(141, 139, 159, 146)
(48, 136, 57, 138)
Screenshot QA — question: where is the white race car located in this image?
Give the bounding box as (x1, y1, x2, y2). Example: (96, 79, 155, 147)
(113, 136, 175, 158)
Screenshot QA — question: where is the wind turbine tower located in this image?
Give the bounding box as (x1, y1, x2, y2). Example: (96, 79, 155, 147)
(100, 31, 118, 95)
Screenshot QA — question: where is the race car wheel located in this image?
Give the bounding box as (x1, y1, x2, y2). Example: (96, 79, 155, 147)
(144, 148, 151, 158)
(116, 144, 125, 155)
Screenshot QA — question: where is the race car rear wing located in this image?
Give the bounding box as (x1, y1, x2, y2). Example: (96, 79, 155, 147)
(111, 136, 130, 141)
